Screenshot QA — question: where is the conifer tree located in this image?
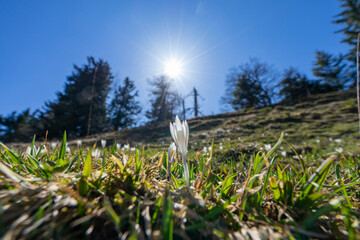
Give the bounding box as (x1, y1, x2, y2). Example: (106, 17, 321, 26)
(43, 57, 113, 138)
(145, 75, 180, 123)
(278, 68, 311, 105)
(0, 109, 38, 142)
(109, 77, 141, 130)
(312, 51, 348, 90)
(334, 0, 360, 63)
(221, 58, 277, 110)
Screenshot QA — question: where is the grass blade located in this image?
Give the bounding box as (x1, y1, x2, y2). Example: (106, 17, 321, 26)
(83, 150, 92, 178)
(58, 131, 67, 160)
(162, 190, 173, 240)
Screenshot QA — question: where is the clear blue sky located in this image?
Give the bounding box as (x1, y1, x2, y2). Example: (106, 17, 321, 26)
(0, 0, 349, 122)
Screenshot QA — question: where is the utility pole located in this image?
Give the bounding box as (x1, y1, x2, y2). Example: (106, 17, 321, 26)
(357, 33, 360, 136)
(181, 87, 203, 119)
(193, 87, 199, 117)
(87, 66, 98, 136)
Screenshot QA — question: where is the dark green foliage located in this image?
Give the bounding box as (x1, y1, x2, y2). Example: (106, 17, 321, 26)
(0, 109, 38, 142)
(312, 51, 349, 89)
(43, 57, 113, 138)
(333, 0, 360, 85)
(278, 68, 311, 105)
(334, 0, 360, 64)
(277, 68, 335, 105)
(145, 75, 180, 123)
(231, 75, 267, 109)
(222, 58, 276, 110)
(109, 77, 141, 130)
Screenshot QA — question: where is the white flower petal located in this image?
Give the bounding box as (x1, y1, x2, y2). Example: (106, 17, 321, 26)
(175, 115, 182, 127)
(170, 123, 177, 144)
(168, 142, 176, 163)
(26, 146, 31, 155)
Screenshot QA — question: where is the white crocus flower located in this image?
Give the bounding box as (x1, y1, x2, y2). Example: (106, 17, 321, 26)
(51, 142, 57, 149)
(219, 145, 223, 151)
(101, 139, 106, 149)
(116, 143, 121, 150)
(170, 115, 190, 188)
(335, 147, 343, 153)
(92, 149, 101, 160)
(26, 146, 39, 156)
(77, 140, 82, 147)
(264, 144, 271, 151)
(26, 146, 31, 156)
(167, 142, 176, 180)
(168, 142, 176, 164)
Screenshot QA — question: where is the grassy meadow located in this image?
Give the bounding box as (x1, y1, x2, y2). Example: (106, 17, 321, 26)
(1, 90, 360, 239)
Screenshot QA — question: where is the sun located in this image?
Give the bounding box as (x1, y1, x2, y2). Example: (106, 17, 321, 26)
(163, 59, 183, 79)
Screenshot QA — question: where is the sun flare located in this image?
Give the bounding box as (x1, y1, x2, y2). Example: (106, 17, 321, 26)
(163, 59, 183, 79)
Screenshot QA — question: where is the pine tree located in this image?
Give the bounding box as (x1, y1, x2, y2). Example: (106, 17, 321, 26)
(221, 58, 277, 110)
(334, 0, 360, 63)
(312, 51, 348, 90)
(43, 57, 113, 138)
(0, 109, 38, 142)
(278, 68, 311, 105)
(145, 75, 180, 123)
(109, 77, 141, 130)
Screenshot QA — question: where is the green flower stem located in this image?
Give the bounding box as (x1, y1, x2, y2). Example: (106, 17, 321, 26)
(182, 154, 190, 188)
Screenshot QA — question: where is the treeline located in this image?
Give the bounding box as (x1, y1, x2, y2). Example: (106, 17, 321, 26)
(0, 56, 191, 142)
(222, 0, 359, 110)
(221, 51, 352, 110)
(0, 0, 359, 142)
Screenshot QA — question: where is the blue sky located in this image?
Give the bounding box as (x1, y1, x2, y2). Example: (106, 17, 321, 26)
(0, 0, 349, 122)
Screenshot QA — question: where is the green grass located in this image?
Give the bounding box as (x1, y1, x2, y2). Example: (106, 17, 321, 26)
(0, 131, 359, 239)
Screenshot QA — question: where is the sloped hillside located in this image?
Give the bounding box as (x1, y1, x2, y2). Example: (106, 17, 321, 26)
(71, 89, 358, 151)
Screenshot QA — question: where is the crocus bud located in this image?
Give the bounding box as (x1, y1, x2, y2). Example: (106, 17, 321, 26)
(101, 139, 106, 149)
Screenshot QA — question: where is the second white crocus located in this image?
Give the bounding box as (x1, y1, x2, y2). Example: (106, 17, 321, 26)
(92, 149, 101, 160)
(170, 115, 190, 188)
(101, 139, 107, 149)
(264, 144, 272, 151)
